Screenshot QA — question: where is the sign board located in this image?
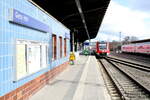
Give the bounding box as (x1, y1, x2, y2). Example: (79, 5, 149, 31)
(9, 9, 49, 33)
(84, 42, 89, 46)
(15, 40, 48, 81)
(65, 33, 70, 39)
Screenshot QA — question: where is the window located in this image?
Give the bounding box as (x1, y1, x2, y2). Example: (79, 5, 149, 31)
(99, 44, 107, 50)
(59, 37, 62, 58)
(52, 35, 57, 60)
(64, 38, 67, 56)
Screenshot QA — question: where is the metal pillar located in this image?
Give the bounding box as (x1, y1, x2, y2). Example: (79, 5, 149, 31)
(72, 32, 75, 52)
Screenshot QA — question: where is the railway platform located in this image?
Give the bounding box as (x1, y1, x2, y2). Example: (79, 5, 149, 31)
(29, 55, 111, 100)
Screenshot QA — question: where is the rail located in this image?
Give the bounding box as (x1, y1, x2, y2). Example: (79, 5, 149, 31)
(98, 58, 150, 100)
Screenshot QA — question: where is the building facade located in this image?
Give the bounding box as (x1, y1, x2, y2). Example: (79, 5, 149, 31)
(0, 0, 70, 99)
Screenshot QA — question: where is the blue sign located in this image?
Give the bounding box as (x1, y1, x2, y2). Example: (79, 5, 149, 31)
(65, 33, 70, 39)
(84, 42, 89, 45)
(10, 9, 49, 33)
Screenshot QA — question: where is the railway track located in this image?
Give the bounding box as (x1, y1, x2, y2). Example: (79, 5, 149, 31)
(106, 56, 150, 72)
(110, 52, 150, 66)
(98, 57, 150, 100)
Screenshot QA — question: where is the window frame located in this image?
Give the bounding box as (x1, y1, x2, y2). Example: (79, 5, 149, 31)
(64, 38, 67, 57)
(52, 34, 57, 60)
(59, 36, 62, 58)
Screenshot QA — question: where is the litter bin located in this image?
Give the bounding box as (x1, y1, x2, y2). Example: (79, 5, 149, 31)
(69, 52, 75, 65)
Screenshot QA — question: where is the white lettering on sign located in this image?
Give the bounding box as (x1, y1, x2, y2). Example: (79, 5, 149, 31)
(15, 11, 29, 22)
(15, 12, 23, 20)
(23, 16, 29, 22)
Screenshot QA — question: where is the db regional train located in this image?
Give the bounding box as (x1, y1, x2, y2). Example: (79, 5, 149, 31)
(96, 41, 110, 56)
(121, 40, 150, 55)
(84, 41, 110, 56)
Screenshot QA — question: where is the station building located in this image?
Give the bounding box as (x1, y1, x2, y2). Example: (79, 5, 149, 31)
(0, 0, 70, 99)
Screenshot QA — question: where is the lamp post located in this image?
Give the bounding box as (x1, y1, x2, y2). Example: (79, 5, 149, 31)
(119, 32, 121, 43)
(119, 32, 122, 53)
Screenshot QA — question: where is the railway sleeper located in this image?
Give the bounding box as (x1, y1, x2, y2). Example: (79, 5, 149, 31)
(100, 59, 150, 100)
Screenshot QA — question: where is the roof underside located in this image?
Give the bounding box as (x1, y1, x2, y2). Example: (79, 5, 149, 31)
(131, 39, 150, 43)
(32, 0, 110, 42)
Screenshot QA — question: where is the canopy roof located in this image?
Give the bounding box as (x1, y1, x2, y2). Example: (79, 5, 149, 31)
(131, 39, 150, 43)
(31, 0, 111, 42)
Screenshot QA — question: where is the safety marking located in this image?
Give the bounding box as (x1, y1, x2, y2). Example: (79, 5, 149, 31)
(72, 56, 91, 100)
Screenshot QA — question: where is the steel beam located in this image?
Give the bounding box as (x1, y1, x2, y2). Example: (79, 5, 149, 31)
(75, 0, 90, 41)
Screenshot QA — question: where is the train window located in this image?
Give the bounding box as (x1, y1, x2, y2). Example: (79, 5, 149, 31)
(52, 34, 57, 60)
(59, 36, 62, 58)
(64, 38, 67, 56)
(99, 44, 107, 50)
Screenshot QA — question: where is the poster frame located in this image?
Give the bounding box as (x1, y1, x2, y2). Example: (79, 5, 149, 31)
(14, 39, 49, 82)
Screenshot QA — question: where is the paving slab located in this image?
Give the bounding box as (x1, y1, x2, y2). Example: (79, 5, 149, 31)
(29, 55, 111, 100)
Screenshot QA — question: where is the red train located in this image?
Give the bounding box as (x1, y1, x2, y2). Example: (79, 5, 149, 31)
(96, 41, 110, 56)
(121, 41, 150, 55)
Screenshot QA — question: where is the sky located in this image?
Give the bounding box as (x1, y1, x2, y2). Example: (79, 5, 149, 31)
(95, 0, 150, 42)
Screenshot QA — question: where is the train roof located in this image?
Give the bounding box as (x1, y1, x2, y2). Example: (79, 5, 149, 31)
(131, 39, 150, 43)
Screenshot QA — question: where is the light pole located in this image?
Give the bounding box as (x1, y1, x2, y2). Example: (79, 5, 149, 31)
(119, 32, 122, 53)
(119, 32, 121, 43)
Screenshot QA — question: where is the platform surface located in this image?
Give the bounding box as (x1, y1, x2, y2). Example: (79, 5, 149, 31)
(29, 56, 111, 100)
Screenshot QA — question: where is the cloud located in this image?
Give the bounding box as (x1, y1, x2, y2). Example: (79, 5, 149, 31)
(96, 0, 150, 41)
(114, 0, 150, 12)
(95, 32, 119, 42)
(129, 0, 150, 12)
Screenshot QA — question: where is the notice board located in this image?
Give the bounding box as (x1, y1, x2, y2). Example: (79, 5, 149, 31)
(27, 44, 41, 74)
(16, 42, 27, 80)
(15, 40, 48, 81)
(41, 45, 47, 68)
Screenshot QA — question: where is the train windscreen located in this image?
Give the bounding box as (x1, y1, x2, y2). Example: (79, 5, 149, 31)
(99, 44, 107, 50)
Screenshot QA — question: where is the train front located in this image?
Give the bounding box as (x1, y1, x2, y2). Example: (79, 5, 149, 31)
(96, 42, 110, 56)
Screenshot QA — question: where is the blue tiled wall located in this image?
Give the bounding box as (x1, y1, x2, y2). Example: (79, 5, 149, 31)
(0, 0, 70, 96)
